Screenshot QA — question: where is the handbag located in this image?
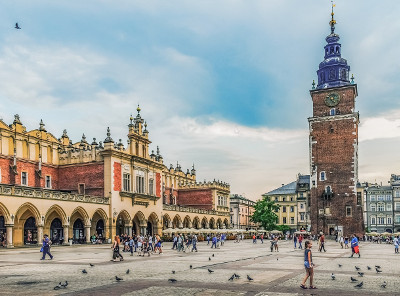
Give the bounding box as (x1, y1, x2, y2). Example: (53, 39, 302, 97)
(40, 246, 43, 252)
(354, 246, 359, 254)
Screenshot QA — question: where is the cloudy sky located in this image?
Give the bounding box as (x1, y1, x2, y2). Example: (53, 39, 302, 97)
(0, 0, 399, 200)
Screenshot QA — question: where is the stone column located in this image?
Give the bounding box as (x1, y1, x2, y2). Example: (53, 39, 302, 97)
(127, 224, 132, 236)
(6, 225, 14, 248)
(168, 221, 173, 228)
(188, 221, 193, 228)
(205, 222, 209, 229)
(63, 225, 69, 245)
(85, 226, 91, 243)
(37, 226, 44, 244)
(178, 222, 183, 229)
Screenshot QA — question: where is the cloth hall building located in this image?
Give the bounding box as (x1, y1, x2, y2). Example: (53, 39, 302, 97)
(0, 108, 230, 247)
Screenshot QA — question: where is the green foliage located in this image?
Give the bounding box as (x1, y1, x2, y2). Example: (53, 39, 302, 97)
(250, 196, 280, 231)
(276, 224, 291, 233)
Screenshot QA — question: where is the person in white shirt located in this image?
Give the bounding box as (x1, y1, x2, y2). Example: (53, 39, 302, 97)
(394, 236, 399, 254)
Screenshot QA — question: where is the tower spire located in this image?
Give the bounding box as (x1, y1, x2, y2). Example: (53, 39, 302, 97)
(330, 1, 336, 34)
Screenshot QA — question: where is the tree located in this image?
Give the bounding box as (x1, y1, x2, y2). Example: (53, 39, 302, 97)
(276, 224, 291, 233)
(251, 196, 280, 231)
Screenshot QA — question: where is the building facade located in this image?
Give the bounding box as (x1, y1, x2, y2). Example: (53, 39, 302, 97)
(365, 185, 393, 233)
(263, 174, 310, 232)
(229, 194, 257, 230)
(0, 109, 230, 247)
(309, 8, 364, 236)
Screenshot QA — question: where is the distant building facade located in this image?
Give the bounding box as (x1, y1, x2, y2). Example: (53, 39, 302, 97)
(229, 194, 257, 230)
(263, 174, 310, 232)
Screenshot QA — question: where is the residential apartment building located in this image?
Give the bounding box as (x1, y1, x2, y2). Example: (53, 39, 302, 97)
(365, 185, 393, 233)
(230, 194, 257, 230)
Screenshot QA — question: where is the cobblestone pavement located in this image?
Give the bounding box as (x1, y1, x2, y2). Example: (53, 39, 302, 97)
(0, 239, 399, 296)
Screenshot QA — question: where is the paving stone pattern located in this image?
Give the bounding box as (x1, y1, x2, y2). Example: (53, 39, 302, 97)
(0, 240, 399, 295)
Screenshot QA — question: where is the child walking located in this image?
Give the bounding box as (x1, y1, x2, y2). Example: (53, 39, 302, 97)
(300, 240, 316, 290)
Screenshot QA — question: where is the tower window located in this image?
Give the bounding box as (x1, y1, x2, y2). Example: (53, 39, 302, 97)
(330, 47, 334, 54)
(330, 109, 336, 116)
(21, 172, 28, 186)
(320, 171, 326, 181)
(346, 206, 352, 217)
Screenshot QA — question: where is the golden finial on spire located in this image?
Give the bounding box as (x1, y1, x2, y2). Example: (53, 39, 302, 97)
(329, 1, 337, 34)
(136, 104, 141, 113)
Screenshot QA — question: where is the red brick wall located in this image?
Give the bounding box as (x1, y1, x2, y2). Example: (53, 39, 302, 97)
(156, 173, 161, 197)
(113, 162, 121, 192)
(59, 162, 104, 196)
(0, 157, 11, 184)
(177, 189, 213, 210)
(41, 165, 59, 189)
(16, 161, 37, 187)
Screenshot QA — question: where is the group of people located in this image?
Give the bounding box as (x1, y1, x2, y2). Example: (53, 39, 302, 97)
(111, 234, 163, 262)
(171, 233, 199, 252)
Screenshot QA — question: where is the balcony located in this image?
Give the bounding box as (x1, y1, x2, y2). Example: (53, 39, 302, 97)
(119, 191, 160, 207)
(0, 184, 110, 204)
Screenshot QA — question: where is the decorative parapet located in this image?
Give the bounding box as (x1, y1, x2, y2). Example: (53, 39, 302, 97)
(163, 204, 230, 217)
(0, 184, 110, 205)
(178, 180, 230, 191)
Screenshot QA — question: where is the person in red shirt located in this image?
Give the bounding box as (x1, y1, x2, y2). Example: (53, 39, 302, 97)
(319, 234, 326, 252)
(298, 234, 303, 249)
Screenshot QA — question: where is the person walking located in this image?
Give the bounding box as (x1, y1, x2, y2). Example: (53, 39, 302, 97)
(206, 234, 210, 245)
(211, 235, 217, 249)
(350, 234, 360, 258)
(339, 236, 344, 249)
(40, 234, 53, 260)
(177, 234, 183, 252)
(294, 235, 297, 249)
(260, 234, 264, 244)
(298, 235, 303, 249)
(394, 235, 399, 254)
(112, 236, 123, 262)
(300, 240, 316, 290)
(129, 236, 134, 256)
(274, 236, 279, 252)
(252, 234, 257, 244)
(344, 236, 349, 248)
(192, 234, 198, 252)
(172, 234, 178, 250)
(318, 233, 326, 252)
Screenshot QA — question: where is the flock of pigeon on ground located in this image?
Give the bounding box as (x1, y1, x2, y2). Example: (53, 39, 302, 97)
(331, 264, 387, 289)
(52, 253, 256, 290)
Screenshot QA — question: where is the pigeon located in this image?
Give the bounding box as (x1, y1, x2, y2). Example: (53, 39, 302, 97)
(358, 272, 364, 277)
(338, 264, 342, 268)
(115, 276, 123, 282)
(61, 281, 68, 288)
(82, 269, 87, 274)
(375, 265, 381, 269)
(54, 285, 61, 290)
(355, 281, 363, 288)
(247, 275, 254, 281)
(351, 277, 358, 282)
(381, 281, 387, 288)
(172, 270, 175, 274)
(367, 266, 371, 270)
(208, 269, 214, 273)
(355, 266, 361, 271)
(168, 278, 177, 283)
(376, 268, 382, 273)
(331, 273, 335, 280)
(15, 23, 21, 30)
(228, 274, 235, 281)
(234, 273, 240, 279)
(209, 257, 211, 261)
(190, 265, 192, 269)
(126, 269, 130, 274)
(212, 254, 215, 257)
(89, 263, 94, 267)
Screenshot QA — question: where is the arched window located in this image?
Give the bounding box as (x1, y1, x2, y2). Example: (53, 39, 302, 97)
(330, 109, 336, 116)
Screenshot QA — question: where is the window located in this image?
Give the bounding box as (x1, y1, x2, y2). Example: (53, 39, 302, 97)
(370, 195, 376, 201)
(395, 191, 400, 198)
(135, 171, 145, 194)
(370, 204, 376, 212)
(387, 203, 392, 212)
(377, 204, 385, 212)
(149, 178, 154, 195)
(275, 208, 279, 213)
(45, 176, 51, 189)
(371, 216, 376, 225)
(290, 206, 294, 212)
(346, 206, 352, 217)
(300, 193, 304, 198)
(396, 203, 400, 211)
(290, 197, 293, 201)
(377, 195, 385, 201)
(357, 192, 362, 205)
(282, 197, 286, 202)
(283, 217, 287, 224)
(21, 172, 28, 186)
(282, 206, 286, 213)
(300, 203, 304, 209)
(387, 216, 392, 225)
(275, 197, 278, 202)
(319, 209, 324, 215)
(386, 195, 392, 201)
(290, 217, 294, 224)
(395, 215, 400, 224)
(123, 173, 131, 192)
(78, 184, 85, 194)
(300, 213, 305, 221)
(320, 171, 326, 181)
(330, 108, 335, 116)
(377, 217, 385, 225)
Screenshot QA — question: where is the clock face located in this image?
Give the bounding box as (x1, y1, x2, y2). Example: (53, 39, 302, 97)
(325, 93, 340, 107)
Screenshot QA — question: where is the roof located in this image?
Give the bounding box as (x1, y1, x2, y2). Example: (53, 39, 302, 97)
(264, 181, 297, 196)
(298, 175, 310, 185)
